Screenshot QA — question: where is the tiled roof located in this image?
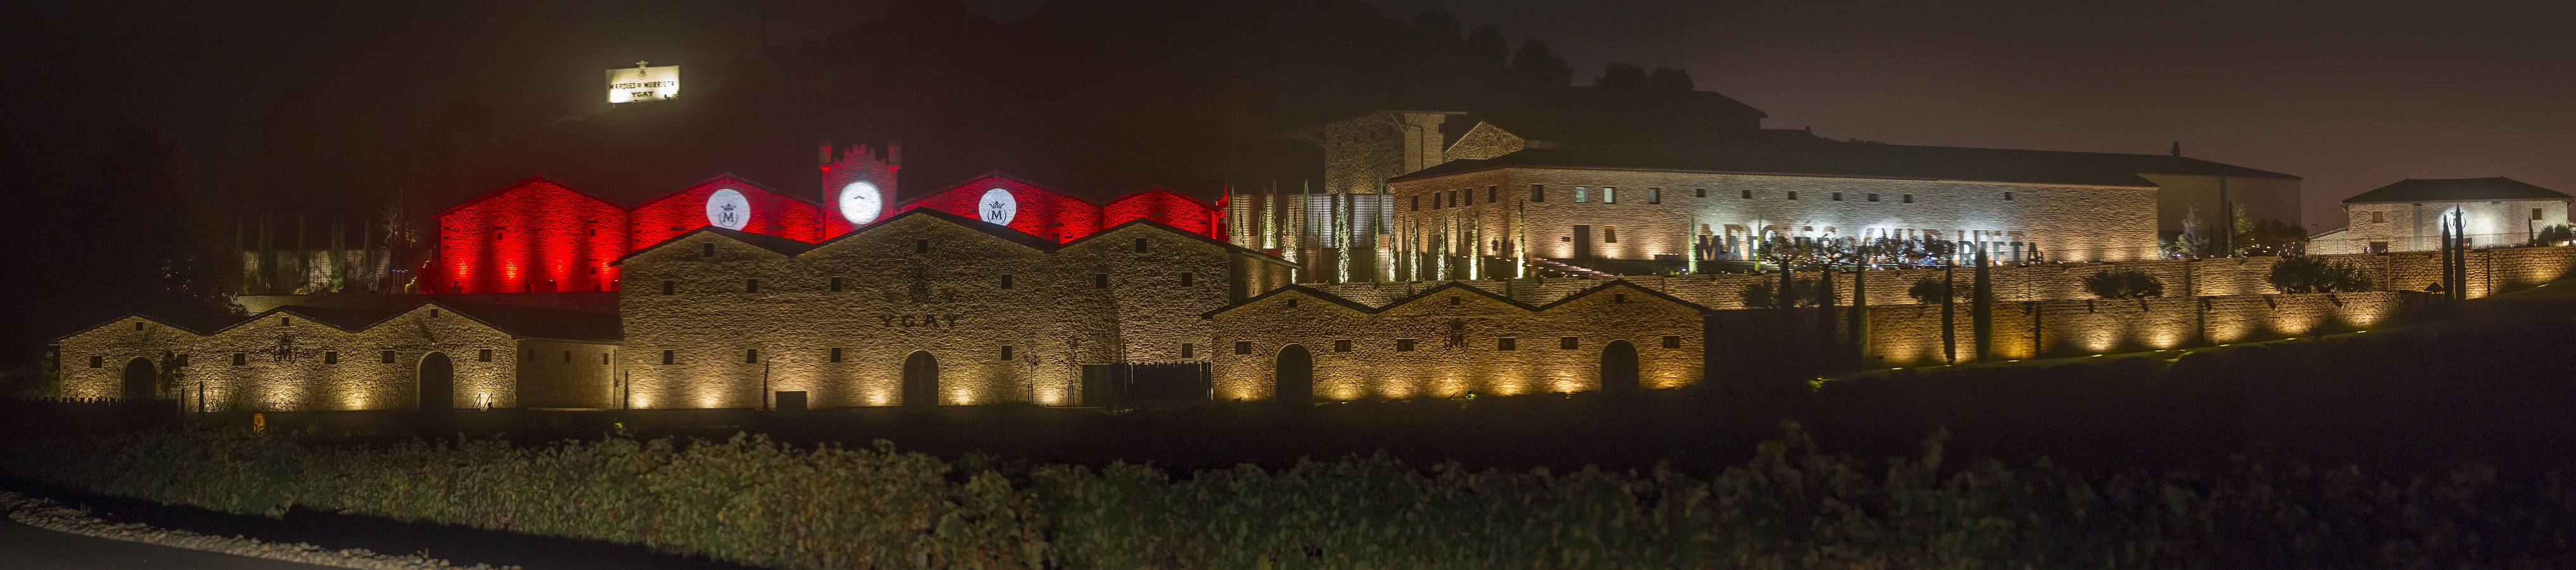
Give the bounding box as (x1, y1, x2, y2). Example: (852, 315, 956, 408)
(1390, 140, 2297, 187)
(2341, 177, 2570, 204)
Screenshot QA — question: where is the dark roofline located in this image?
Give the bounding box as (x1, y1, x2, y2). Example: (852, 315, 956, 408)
(52, 313, 245, 343)
(1388, 159, 2160, 188)
(1387, 141, 2300, 186)
(2340, 177, 2573, 205)
(437, 175, 623, 218)
(1534, 280, 1717, 314)
(611, 225, 823, 265)
(1200, 284, 1381, 319)
(1072, 218, 1296, 267)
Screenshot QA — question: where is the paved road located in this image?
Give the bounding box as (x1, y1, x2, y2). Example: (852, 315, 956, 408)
(0, 517, 330, 569)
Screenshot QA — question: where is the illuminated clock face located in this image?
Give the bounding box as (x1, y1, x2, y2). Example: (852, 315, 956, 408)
(838, 181, 883, 225)
(705, 189, 751, 230)
(978, 187, 1018, 225)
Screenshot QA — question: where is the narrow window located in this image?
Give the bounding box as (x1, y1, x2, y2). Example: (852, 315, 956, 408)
(1601, 187, 1615, 203)
(496, 230, 507, 241)
(324, 351, 338, 365)
(1000, 274, 1015, 289)
(1234, 341, 1252, 355)
(279, 316, 291, 326)
(702, 242, 715, 257)
(745, 279, 760, 293)
(174, 354, 188, 367)
(1902, 194, 1915, 203)
(1411, 195, 1421, 211)
(478, 349, 492, 362)
(915, 239, 930, 253)
(1486, 186, 1497, 203)
(2535, 208, 2546, 220)
(1181, 343, 1195, 358)
(1740, 188, 1752, 199)
(1179, 272, 1196, 286)
(1787, 191, 1798, 200)
(88, 355, 102, 368)
(1867, 193, 1881, 202)
(999, 346, 1014, 360)
(1560, 337, 1579, 350)
(1093, 273, 1110, 288)
(1603, 226, 1619, 243)
(830, 277, 844, 291)
(1463, 188, 1473, 206)
(1395, 339, 1417, 352)
(1648, 188, 1661, 204)
(429, 308, 442, 318)
(1529, 184, 1546, 202)
(1575, 187, 1589, 203)
(1430, 194, 1440, 210)
(1335, 339, 1353, 352)
(603, 353, 610, 364)
(661, 280, 675, 294)
(745, 349, 759, 364)
(2002, 191, 2014, 201)
(380, 350, 395, 364)
(1497, 338, 1516, 351)
(233, 353, 248, 366)
(1134, 238, 1150, 253)
(1663, 335, 1682, 349)
(1449, 190, 1459, 207)
(563, 350, 572, 363)
(829, 347, 843, 362)
(133, 322, 144, 331)
(1831, 192, 1843, 201)
(661, 350, 675, 365)
(1696, 188, 1708, 198)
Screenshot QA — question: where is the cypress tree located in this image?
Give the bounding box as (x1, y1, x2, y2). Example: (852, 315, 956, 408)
(1941, 262, 1956, 365)
(1973, 248, 1992, 362)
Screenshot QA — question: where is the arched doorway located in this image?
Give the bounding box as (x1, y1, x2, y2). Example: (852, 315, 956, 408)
(120, 357, 155, 401)
(1274, 345, 1313, 403)
(901, 351, 939, 407)
(418, 352, 453, 411)
(1598, 340, 1639, 393)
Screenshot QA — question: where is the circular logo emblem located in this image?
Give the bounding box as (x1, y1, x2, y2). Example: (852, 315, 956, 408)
(978, 187, 1018, 225)
(838, 181, 883, 225)
(705, 189, 751, 230)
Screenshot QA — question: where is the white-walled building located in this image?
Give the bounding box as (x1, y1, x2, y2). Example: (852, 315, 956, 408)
(2310, 177, 2572, 254)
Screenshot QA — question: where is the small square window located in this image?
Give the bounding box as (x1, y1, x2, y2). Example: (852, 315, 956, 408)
(2002, 191, 2014, 201)
(2535, 208, 2546, 220)
(1285, 298, 1298, 308)
(1497, 338, 1516, 351)
(745, 349, 759, 364)
(1575, 187, 1589, 203)
(324, 351, 338, 365)
(1447, 295, 1460, 306)
(1094, 273, 1110, 288)
(661, 350, 676, 365)
(174, 354, 188, 367)
(1902, 194, 1915, 203)
(1867, 193, 1880, 202)
(233, 353, 248, 366)
(745, 279, 760, 293)
(829, 347, 843, 362)
(661, 280, 676, 294)
(1740, 188, 1752, 199)
(1335, 339, 1353, 352)
(133, 321, 144, 331)
(478, 349, 492, 362)
(1560, 337, 1580, 350)
(279, 316, 292, 326)
(1831, 192, 1843, 201)
(1000, 274, 1015, 289)
(88, 355, 102, 368)
(1663, 335, 1682, 349)
(915, 239, 930, 253)
(1181, 343, 1195, 358)
(1648, 188, 1661, 205)
(2370, 212, 2385, 223)
(1530, 184, 1546, 202)
(830, 277, 844, 291)
(1179, 272, 1195, 286)
(1395, 339, 1417, 352)
(380, 350, 395, 364)
(1000, 345, 1014, 360)
(1234, 341, 1252, 355)
(1134, 238, 1150, 253)
(1603, 226, 1619, 243)
(1695, 188, 1708, 198)
(702, 242, 716, 257)
(1787, 191, 1798, 200)
(1613, 293, 1627, 303)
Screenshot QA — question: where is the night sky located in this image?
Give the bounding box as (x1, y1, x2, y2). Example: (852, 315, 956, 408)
(4, 0, 2567, 228)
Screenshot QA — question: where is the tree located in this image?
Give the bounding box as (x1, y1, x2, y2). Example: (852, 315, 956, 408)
(2080, 269, 2166, 310)
(1594, 62, 1650, 92)
(1463, 24, 1509, 69)
(1648, 66, 1694, 94)
(2236, 218, 2305, 256)
(2268, 255, 2374, 294)
(1510, 40, 1574, 88)
(2165, 206, 2208, 258)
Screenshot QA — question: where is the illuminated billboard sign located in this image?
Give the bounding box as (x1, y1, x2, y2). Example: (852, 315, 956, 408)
(607, 61, 679, 104)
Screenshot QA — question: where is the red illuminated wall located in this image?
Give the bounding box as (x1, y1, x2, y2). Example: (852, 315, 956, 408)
(435, 177, 629, 293)
(895, 174, 1102, 243)
(629, 175, 828, 248)
(1105, 186, 1222, 238)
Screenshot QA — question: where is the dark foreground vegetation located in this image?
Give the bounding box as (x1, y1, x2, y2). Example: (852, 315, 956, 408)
(9, 426, 2574, 569)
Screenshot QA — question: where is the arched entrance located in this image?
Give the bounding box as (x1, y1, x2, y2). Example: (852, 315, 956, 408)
(120, 357, 155, 401)
(1598, 340, 1639, 393)
(418, 352, 453, 411)
(901, 351, 939, 407)
(1274, 345, 1313, 403)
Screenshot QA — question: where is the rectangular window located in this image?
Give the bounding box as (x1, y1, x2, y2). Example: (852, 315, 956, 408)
(829, 347, 843, 362)
(2370, 212, 2385, 223)
(1560, 337, 1580, 350)
(1903, 194, 1914, 203)
(1741, 188, 1752, 199)
(661, 280, 675, 294)
(2535, 208, 2546, 220)
(1395, 339, 1417, 352)
(1648, 187, 1661, 204)
(1696, 188, 1708, 198)
(1601, 187, 1615, 203)
(830, 277, 844, 291)
(1335, 339, 1354, 352)
(429, 308, 441, 318)
(1613, 293, 1627, 303)
(477, 349, 492, 362)
(1868, 193, 1881, 202)
(1663, 335, 1682, 349)
(134, 322, 144, 331)
(661, 350, 675, 365)
(1575, 187, 1589, 203)
(745, 279, 760, 293)
(1179, 272, 1195, 286)
(1787, 191, 1798, 200)
(1497, 338, 1517, 351)
(380, 350, 395, 364)
(999, 346, 1014, 360)
(603, 353, 610, 364)
(1181, 343, 1195, 358)
(915, 239, 930, 253)
(2003, 191, 2015, 201)
(1831, 192, 1843, 201)
(1463, 188, 1473, 206)
(1529, 184, 1546, 202)
(174, 354, 188, 367)
(1448, 190, 1459, 207)
(233, 353, 247, 366)
(745, 349, 759, 364)
(1000, 274, 1015, 289)
(279, 316, 292, 326)
(1603, 226, 1618, 243)
(563, 350, 572, 363)
(323, 351, 339, 365)
(1411, 194, 1421, 211)
(1093, 273, 1110, 288)
(88, 355, 102, 368)
(1134, 238, 1150, 253)
(702, 242, 715, 257)
(1234, 341, 1252, 355)
(1486, 186, 1497, 203)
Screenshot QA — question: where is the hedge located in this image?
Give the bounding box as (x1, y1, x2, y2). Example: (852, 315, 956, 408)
(6, 427, 2572, 569)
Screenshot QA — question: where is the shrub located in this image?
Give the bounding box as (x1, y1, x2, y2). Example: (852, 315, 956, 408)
(2080, 269, 2165, 308)
(1743, 277, 1824, 308)
(2535, 224, 2572, 246)
(2268, 255, 2374, 294)
(1906, 278, 1951, 305)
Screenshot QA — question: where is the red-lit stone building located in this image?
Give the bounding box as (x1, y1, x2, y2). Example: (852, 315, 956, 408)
(434, 177, 629, 294)
(1105, 186, 1226, 239)
(893, 173, 1105, 243)
(628, 174, 828, 248)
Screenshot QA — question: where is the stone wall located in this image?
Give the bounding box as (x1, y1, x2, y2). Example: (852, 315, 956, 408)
(1208, 282, 1705, 402)
(51, 304, 599, 412)
(515, 340, 618, 408)
(1859, 291, 2402, 365)
(1442, 122, 1528, 162)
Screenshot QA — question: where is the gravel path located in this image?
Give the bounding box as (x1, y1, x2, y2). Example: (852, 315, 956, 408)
(0, 491, 509, 569)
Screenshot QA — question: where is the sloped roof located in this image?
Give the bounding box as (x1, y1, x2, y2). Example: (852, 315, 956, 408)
(53, 308, 248, 343)
(613, 225, 821, 264)
(618, 206, 1281, 264)
(1203, 279, 1707, 319)
(1389, 141, 2298, 187)
(1068, 218, 1296, 267)
(2341, 177, 2571, 205)
(438, 175, 624, 218)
